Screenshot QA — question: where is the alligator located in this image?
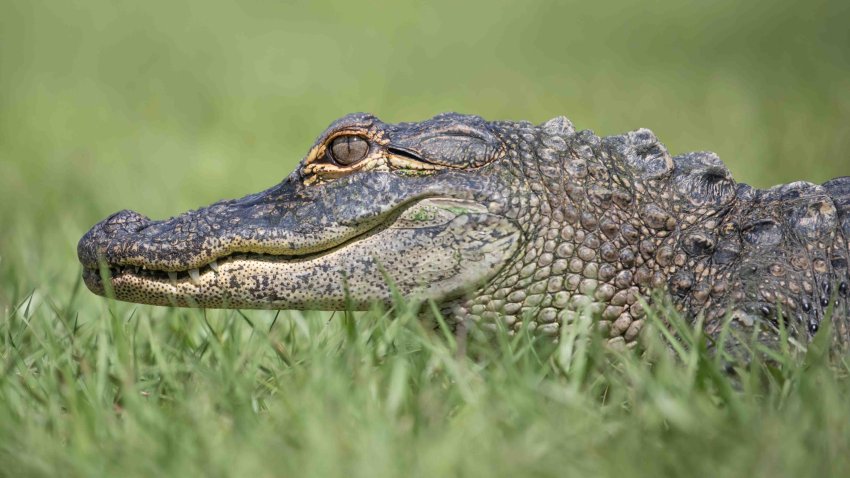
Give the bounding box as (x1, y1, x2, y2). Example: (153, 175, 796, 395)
(78, 112, 850, 352)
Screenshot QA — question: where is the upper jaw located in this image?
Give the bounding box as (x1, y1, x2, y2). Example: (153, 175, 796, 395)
(77, 174, 386, 274)
(77, 168, 505, 289)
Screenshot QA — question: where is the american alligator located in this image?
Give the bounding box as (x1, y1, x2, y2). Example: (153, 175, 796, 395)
(78, 113, 850, 351)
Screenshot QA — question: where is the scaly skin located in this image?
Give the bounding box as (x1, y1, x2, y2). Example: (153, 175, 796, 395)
(78, 113, 850, 350)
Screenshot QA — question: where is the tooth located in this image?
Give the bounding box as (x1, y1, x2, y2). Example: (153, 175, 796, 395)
(208, 260, 219, 272)
(168, 271, 178, 284)
(188, 268, 201, 284)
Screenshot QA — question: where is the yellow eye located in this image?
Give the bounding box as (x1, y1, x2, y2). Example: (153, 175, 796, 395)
(328, 135, 369, 166)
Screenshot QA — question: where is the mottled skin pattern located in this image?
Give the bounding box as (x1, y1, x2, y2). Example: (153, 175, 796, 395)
(78, 113, 850, 351)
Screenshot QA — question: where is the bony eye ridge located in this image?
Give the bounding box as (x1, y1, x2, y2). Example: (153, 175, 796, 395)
(329, 135, 369, 166)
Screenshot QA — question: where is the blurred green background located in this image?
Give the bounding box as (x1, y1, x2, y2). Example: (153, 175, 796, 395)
(1, 0, 849, 304)
(1, 2, 850, 475)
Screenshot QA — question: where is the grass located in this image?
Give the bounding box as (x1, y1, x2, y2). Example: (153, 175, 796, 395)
(3, 287, 850, 477)
(2, 0, 850, 476)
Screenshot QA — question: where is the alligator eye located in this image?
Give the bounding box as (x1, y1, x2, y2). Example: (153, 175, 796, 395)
(328, 135, 369, 166)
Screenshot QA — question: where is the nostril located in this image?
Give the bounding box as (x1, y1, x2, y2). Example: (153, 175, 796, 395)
(105, 209, 147, 224)
(79, 209, 153, 268)
(103, 209, 151, 233)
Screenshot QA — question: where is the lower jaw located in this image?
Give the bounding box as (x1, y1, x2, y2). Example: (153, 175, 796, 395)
(82, 265, 367, 309)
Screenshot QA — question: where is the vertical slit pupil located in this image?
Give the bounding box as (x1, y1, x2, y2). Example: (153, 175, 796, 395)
(330, 136, 369, 165)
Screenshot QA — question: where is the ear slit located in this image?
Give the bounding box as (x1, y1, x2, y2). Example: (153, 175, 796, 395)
(387, 146, 423, 161)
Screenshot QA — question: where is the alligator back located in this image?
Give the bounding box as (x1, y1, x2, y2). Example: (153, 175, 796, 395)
(696, 177, 850, 351)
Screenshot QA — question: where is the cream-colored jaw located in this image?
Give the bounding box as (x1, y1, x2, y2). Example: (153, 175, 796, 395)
(97, 199, 520, 309)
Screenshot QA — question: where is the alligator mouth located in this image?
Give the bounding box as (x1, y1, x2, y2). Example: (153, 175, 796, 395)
(81, 202, 407, 290)
(83, 220, 390, 287)
(79, 196, 521, 310)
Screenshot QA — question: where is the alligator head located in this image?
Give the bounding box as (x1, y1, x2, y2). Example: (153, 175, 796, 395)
(78, 113, 524, 310)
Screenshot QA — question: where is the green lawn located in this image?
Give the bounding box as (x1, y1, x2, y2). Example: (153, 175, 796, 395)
(2, 0, 850, 476)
